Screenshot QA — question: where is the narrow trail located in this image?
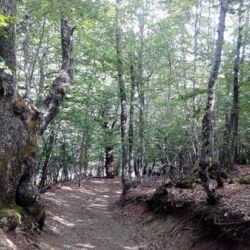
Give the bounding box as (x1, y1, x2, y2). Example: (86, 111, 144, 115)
(39, 179, 145, 250)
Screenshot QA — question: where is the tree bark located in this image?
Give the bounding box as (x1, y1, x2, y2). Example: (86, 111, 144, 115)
(129, 61, 136, 177)
(137, 22, 146, 176)
(0, 0, 75, 230)
(102, 120, 116, 178)
(199, 0, 230, 204)
(39, 18, 74, 135)
(22, 11, 31, 100)
(0, 0, 23, 207)
(38, 128, 55, 190)
(217, 0, 243, 186)
(104, 146, 114, 178)
(115, 0, 130, 192)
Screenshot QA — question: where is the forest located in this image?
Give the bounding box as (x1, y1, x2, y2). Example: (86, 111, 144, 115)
(0, 0, 250, 249)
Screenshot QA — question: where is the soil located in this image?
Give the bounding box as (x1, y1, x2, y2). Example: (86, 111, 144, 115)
(38, 178, 147, 250)
(1, 167, 249, 250)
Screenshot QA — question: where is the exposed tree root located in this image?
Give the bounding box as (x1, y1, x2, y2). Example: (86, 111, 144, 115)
(122, 181, 250, 248)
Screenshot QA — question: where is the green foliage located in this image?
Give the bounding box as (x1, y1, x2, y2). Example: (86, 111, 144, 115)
(0, 14, 10, 27)
(0, 13, 16, 39)
(13, 0, 250, 182)
(0, 58, 12, 75)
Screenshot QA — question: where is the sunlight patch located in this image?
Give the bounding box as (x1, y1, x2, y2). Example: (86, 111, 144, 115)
(124, 246, 145, 250)
(61, 187, 73, 190)
(89, 203, 108, 208)
(76, 243, 95, 248)
(5, 239, 17, 249)
(52, 215, 75, 227)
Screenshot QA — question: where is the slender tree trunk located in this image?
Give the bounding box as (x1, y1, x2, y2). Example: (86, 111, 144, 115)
(78, 132, 84, 186)
(28, 16, 46, 92)
(129, 61, 136, 178)
(217, 0, 243, 186)
(199, 0, 230, 204)
(115, 0, 130, 192)
(190, 1, 202, 167)
(137, 23, 146, 176)
(22, 11, 31, 100)
(36, 47, 47, 106)
(38, 128, 55, 190)
(163, 40, 173, 165)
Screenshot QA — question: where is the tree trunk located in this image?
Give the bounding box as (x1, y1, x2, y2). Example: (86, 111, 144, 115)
(129, 61, 136, 177)
(0, 0, 25, 208)
(38, 128, 55, 190)
(22, 11, 31, 100)
(105, 146, 114, 178)
(217, 0, 243, 186)
(0, 0, 75, 230)
(199, 0, 230, 204)
(36, 47, 47, 106)
(137, 23, 146, 176)
(115, 0, 130, 192)
(102, 117, 116, 178)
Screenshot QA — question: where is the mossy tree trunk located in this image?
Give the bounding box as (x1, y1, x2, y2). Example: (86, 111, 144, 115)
(199, 0, 231, 204)
(0, 0, 75, 229)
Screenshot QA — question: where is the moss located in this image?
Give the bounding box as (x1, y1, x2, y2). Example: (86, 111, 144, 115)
(221, 168, 228, 179)
(208, 162, 218, 179)
(237, 175, 250, 185)
(175, 175, 199, 189)
(0, 209, 21, 219)
(11, 204, 24, 216)
(0, 208, 22, 230)
(27, 120, 39, 130)
(13, 96, 26, 114)
(20, 137, 38, 160)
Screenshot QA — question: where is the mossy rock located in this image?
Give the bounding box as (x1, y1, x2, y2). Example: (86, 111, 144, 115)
(237, 175, 250, 185)
(0, 208, 22, 231)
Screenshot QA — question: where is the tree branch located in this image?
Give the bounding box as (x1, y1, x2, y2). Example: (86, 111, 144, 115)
(39, 18, 75, 135)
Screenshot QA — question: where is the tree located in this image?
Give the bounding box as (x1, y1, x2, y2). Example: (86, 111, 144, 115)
(115, 0, 131, 192)
(217, 0, 244, 187)
(0, 0, 75, 228)
(199, 0, 232, 204)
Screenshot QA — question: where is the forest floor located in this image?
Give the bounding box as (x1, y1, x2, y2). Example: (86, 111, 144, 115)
(1, 165, 249, 250)
(0, 177, 221, 250)
(38, 178, 148, 250)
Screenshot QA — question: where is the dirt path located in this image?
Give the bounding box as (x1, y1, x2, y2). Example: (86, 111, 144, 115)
(39, 179, 146, 250)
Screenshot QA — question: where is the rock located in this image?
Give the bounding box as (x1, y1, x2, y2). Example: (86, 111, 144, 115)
(0, 209, 21, 231)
